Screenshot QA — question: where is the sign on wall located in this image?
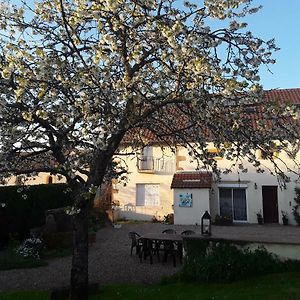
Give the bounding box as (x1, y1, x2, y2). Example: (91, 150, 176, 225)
(179, 193, 193, 207)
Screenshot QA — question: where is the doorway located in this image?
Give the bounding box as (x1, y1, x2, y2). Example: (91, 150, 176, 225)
(262, 186, 279, 223)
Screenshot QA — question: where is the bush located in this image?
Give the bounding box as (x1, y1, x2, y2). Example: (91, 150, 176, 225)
(0, 252, 48, 270)
(176, 240, 300, 283)
(163, 213, 174, 224)
(0, 184, 73, 239)
(16, 238, 44, 259)
(0, 239, 47, 270)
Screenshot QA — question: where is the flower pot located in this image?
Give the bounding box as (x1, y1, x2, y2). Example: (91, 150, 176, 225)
(257, 216, 263, 225)
(282, 218, 289, 225)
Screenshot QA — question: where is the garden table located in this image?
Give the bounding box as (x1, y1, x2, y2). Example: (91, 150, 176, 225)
(139, 233, 183, 266)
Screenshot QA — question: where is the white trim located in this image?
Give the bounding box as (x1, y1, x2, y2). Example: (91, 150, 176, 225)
(218, 183, 248, 188)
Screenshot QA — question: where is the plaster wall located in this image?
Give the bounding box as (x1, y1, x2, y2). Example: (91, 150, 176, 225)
(117, 143, 300, 225)
(3, 172, 65, 186)
(177, 145, 300, 225)
(116, 146, 175, 221)
(173, 188, 210, 225)
(247, 243, 300, 261)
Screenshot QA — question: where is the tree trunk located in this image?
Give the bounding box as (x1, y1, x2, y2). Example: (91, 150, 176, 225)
(70, 201, 89, 300)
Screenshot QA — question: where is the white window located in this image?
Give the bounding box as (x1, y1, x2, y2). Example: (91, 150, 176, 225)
(219, 188, 247, 221)
(136, 184, 160, 206)
(138, 146, 154, 171)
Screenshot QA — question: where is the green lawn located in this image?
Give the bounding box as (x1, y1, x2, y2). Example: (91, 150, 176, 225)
(0, 246, 71, 271)
(91, 272, 300, 300)
(0, 252, 48, 271)
(1, 272, 300, 300)
(0, 291, 48, 300)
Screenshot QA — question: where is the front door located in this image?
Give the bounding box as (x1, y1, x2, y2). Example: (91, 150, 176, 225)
(262, 186, 279, 223)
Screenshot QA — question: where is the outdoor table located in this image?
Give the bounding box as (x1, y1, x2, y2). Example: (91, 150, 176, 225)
(139, 233, 183, 265)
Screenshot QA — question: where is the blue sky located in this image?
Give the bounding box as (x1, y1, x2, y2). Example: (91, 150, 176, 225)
(242, 0, 300, 90)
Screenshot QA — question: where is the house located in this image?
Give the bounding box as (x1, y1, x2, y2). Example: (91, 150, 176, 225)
(2, 88, 300, 226)
(114, 88, 300, 225)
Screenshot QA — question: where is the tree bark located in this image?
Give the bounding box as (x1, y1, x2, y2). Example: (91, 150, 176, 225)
(70, 199, 89, 300)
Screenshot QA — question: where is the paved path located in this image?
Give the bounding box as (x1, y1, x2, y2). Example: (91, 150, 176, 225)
(1, 223, 300, 292)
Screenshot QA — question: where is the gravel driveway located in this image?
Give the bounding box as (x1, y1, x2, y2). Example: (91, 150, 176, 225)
(0, 223, 184, 292)
(1, 222, 300, 292)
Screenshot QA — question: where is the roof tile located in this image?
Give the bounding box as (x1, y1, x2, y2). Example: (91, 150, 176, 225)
(171, 172, 212, 189)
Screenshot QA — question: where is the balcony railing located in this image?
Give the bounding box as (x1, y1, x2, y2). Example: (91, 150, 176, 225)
(137, 156, 155, 172)
(137, 156, 175, 173)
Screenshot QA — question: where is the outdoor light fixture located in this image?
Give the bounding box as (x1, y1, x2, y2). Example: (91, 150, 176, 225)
(254, 183, 258, 190)
(201, 210, 211, 236)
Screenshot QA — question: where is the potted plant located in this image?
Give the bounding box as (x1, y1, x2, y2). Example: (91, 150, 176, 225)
(256, 211, 263, 224)
(214, 214, 233, 226)
(281, 211, 289, 225)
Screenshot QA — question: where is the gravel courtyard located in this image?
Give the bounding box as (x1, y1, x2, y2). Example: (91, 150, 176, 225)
(1, 222, 300, 292)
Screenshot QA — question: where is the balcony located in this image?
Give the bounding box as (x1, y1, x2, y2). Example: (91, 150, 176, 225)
(137, 156, 175, 174)
(137, 156, 155, 173)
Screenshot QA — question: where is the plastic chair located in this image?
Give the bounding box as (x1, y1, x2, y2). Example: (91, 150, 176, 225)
(181, 230, 195, 235)
(128, 231, 142, 256)
(162, 229, 177, 234)
(178, 230, 195, 263)
(161, 229, 178, 266)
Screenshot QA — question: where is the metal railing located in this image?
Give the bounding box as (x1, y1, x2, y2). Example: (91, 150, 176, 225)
(137, 156, 175, 173)
(137, 156, 155, 171)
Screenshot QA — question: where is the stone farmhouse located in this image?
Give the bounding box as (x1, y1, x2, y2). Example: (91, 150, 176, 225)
(3, 88, 300, 225)
(114, 88, 300, 225)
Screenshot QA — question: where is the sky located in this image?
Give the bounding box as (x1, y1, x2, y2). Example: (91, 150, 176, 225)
(239, 0, 300, 90)
(10, 0, 300, 90)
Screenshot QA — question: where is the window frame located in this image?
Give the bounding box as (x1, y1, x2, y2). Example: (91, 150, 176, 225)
(218, 186, 248, 222)
(136, 183, 160, 207)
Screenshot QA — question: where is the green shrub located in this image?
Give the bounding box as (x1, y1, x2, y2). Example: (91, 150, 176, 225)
(16, 237, 44, 259)
(176, 240, 300, 283)
(0, 184, 72, 239)
(163, 213, 174, 224)
(0, 250, 48, 270)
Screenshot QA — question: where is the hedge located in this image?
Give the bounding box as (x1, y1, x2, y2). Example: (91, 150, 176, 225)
(169, 239, 300, 283)
(0, 184, 73, 239)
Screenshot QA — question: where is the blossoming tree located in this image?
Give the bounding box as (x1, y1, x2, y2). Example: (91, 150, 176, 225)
(0, 0, 297, 298)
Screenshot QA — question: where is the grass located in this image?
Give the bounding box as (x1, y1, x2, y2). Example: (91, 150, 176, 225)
(44, 247, 72, 259)
(0, 291, 49, 300)
(0, 244, 71, 271)
(91, 272, 300, 300)
(1, 272, 300, 299)
(0, 251, 47, 271)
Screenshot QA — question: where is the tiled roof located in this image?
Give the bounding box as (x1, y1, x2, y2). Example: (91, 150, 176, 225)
(171, 172, 212, 189)
(264, 88, 300, 105)
(122, 88, 300, 144)
(247, 88, 300, 130)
